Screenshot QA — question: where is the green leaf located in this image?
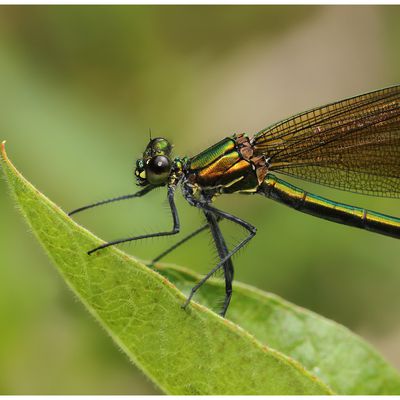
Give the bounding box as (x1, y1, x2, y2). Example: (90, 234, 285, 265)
(157, 265, 400, 395)
(1, 140, 398, 395)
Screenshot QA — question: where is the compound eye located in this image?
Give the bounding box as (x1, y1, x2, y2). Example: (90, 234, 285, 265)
(146, 155, 171, 185)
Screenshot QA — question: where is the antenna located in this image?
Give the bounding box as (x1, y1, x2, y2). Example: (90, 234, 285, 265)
(149, 128, 152, 140)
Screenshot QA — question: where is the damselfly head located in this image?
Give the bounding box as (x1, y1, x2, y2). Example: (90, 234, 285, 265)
(135, 137, 173, 186)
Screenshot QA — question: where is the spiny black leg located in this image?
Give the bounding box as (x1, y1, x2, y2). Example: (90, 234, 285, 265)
(88, 185, 180, 255)
(151, 223, 208, 264)
(204, 210, 233, 317)
(220, 240, 233, 317)
(68, 185, 155, 216)
(151, 216, 222, 264)
(197, 201, 257, 269)
(221, 267, 233, 317)
(182, 198, 256, 313)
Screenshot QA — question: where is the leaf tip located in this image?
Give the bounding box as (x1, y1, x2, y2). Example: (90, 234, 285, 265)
(1, 140, 7, 159)
(0, 141, 10, 167)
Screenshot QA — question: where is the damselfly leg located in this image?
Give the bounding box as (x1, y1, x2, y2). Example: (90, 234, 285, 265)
(150, 216, 222, 264)
(181, 196, 256, 315)
(204, 210, 234, 317)
(87, 185, 180, 255)
(68, 185, 155, 216)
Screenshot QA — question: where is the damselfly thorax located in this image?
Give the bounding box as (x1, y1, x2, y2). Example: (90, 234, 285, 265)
(184, 134, 269, 197)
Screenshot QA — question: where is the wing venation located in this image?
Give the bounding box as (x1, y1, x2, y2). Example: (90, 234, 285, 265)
(252, 85, 400, 197)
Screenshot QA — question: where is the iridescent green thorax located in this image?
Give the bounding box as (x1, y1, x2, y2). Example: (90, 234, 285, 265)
(189, 137, 236, 171)
(187, 134, 268, 194)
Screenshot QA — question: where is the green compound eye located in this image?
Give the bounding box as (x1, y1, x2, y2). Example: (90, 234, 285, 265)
(152, 138, 171, 155)
(144, 137, 172, 157)
(146, 155, 171, 185)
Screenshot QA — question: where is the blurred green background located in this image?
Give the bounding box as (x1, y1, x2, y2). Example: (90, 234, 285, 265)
(1, 5, 400, 394)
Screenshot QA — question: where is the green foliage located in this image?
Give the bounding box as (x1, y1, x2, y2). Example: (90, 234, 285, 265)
(158, 265, 400, 394)
(2, 141, 400, 395)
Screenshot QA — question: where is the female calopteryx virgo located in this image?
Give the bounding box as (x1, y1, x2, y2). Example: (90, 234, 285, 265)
(69, 85, 400, 317)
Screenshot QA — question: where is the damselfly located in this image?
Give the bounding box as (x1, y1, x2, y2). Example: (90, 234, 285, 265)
(69, 85, 400, 317)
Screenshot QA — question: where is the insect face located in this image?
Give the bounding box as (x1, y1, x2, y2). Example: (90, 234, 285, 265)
(135, 137, 173, 186)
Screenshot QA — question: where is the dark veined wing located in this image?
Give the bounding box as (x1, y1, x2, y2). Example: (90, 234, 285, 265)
(252, 85, 400, 198)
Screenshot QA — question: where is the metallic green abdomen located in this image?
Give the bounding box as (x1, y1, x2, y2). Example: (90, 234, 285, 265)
(259, 174, 400, 239)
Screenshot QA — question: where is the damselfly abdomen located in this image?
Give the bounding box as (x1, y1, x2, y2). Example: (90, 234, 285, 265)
(69, 85, 400, 317)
